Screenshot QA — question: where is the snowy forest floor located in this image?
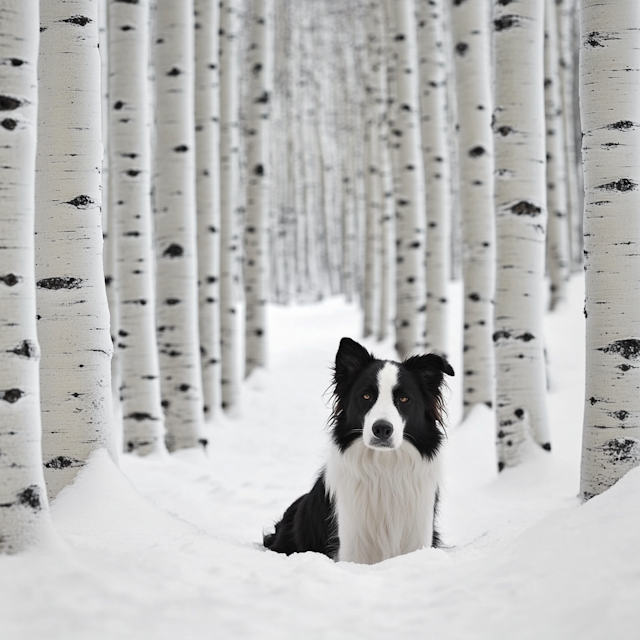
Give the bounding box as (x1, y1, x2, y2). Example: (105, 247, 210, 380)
(3, 274, 640, 640)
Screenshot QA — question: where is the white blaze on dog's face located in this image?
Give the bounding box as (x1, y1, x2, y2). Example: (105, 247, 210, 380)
(362, 362, 405, 450)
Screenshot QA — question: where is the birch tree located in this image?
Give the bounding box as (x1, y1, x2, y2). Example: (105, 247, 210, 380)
(36, 0, 117, 498)
(544, 0, 571, 310)
(385, 0, 427, 359)
(492, 0, 550, 469)
(579, 0, 640, 500)
(219, 0, 242, 410)
(417, 0, 451, 358)
(153, 0, 206, 450)
(194, 0, 222, 418)
(451, 0, 496, 416)
(245, 0, 274, 377)
(0, 0, 51, 552)
(109, 0, 165, 454)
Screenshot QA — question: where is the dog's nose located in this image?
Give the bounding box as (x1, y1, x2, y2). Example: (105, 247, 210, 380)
(372, 420, 394, 441)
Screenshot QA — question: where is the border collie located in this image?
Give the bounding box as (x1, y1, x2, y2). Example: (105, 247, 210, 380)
(263, 337, 454, 564)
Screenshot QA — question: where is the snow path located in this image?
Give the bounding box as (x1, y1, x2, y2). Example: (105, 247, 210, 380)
(2, 277, 639, 640)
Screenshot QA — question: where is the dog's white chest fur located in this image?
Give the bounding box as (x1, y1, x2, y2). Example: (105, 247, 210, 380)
(325, 440, 442, 564)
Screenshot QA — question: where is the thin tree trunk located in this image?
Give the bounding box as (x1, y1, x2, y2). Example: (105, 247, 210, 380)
(417, 0, 451, 358)
(492, 0, 551, 469)
(245, 0, 274, 377)
(386, 0, 427, 359)
(219, 0, 242, 411)
(579, 0, 640, 500)
(153, 0, 206, 450)
(451, 0, 496, 417)
(0, 0, 52, 552)
(194, 0, 222, 419)
(36, 0, 117, 499)
(544, 0, 571, 311)
(109, 0, 165, 455)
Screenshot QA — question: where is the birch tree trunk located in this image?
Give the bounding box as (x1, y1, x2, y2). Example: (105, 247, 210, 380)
(0, 0, 51, 552)
(544, 0, 571, 311)
(492, 0, 551, 469)
(386, 0, 427, 359)
(417, 0, 451, 358)
(579, 0, 640, 500)
(109, 0, 165, 454)
(451, 0, 496, 416)
(219, 0, 242, 411)
(245, 0, 274, 377)
(36, 0, 117, 499)
(153, 0, 206, 450)
(194, 0, 222, 418)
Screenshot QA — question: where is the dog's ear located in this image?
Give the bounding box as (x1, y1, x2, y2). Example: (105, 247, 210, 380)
(403, 353, 454, 389)
(334, 338, 374, 384)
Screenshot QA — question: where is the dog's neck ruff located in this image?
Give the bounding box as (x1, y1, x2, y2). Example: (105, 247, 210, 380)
(325, 439, 442, 564)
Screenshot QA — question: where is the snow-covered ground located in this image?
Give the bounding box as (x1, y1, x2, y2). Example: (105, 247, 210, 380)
(3, 275, 640, 640)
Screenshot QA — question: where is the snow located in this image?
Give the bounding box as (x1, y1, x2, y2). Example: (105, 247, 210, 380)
(3, 275, 640, 640)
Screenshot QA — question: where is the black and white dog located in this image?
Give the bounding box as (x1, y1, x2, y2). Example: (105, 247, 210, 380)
(264, 337, 454, 564)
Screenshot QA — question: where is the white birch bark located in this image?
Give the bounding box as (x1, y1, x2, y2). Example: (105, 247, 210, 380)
(194, 0, 222, 418)
(451, 0, 496, 417)
(417, 0, 451, 358)
(579, 0, 640, 500)
(36, 0, 117, 499)
(153, 0, 206, 450)
(386, 0, 427, 359)
(556, 0, 582, 271)
(0, 0, 51, 552)
(109, 0, 165, 454)
(219, 0, 242, 411)
(245, 0, 274, 377)
(544, 0, 571, 311)
(492, 0, 551, 469)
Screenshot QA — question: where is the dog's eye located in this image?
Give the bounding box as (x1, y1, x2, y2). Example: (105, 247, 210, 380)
(399, 396, 409, 403)
(363, 394, 371, 401)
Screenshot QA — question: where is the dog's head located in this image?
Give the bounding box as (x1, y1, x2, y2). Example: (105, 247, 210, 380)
(330, 338, 454, 458)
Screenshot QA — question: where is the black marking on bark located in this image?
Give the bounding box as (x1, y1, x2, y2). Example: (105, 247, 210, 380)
(498, 461, 505, 472)
(514, 408, 524, 419)
(37, 277, 82, 290)
(595, 178, 637, 192)
(255, 91, 270, 104)
(198, 438, 209, 451)
(455, 42, 468, 56)
(9, 58, 24, 66)
(178, 384, 190, 392)
(165, 298, 180, 306)
(115, 0, 140, 4)
(114, 100, 125, 110)
(9, 340, 36, 359)
(0, 95, 22, 111)
(497, 0, 515, 4)
(121, 25, 134, 31)
(62, 15, 92, 26)
(17, 485, 41, 511)
(394, 34, 405, 42)
(45, 456, 84, 469)
(468, 146, 486, 158)
(510, 201, 541, 216)
(126, 412, 158, 421)
(602, 438, 639, 463)
(118, 329, 129, 337)
(493, 329, 511, 342)
(585, 32, 604, 48)
(1, 118, 17, 130)
(254, 163, 264, 176)
(518, 332, 535, 342)
(541, 443, 551, 451)
(468, 292, 481, 301)
(167, 67, 181, 76)
(174, 144, 188, 153)
(1, 388, 23, 403)
(496, 125, 513, 137)
(0, 273, 19, 286)
(599, 339, 640, 360)
(66, 195, 94, 209)
(610, 410, 630, 421)
(127, 169, 141, 177)
(453, 0, 468, 5)
(163, 243, 183, 258)
(607, 120, 634, 131)
(494, 15, 520, 31)
(400, 104, 412, 112)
